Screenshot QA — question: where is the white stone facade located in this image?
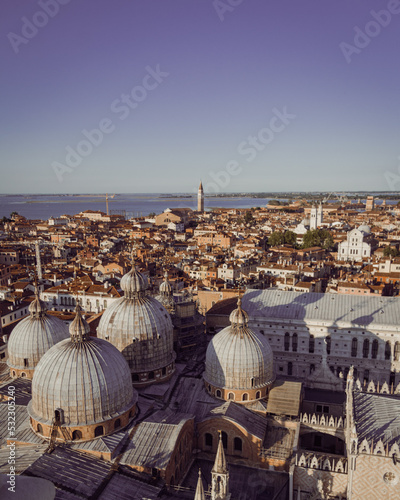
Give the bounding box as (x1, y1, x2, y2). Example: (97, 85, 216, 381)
(242, 290, 400, 388)
(337, 228, 372, 262)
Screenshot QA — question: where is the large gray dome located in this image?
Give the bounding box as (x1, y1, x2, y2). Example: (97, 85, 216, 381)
(28, 306, 137, 427)
(97, 262, 175, 377)
(7, 292, 69, 376)
(204, 299, 275, 391)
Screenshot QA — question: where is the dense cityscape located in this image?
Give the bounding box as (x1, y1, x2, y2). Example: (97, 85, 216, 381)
(2, 0, 400, 498)
(0, 187, 399, 499)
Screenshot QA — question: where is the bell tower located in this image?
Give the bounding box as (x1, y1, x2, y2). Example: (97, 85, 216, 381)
(198, 181, 204, 212)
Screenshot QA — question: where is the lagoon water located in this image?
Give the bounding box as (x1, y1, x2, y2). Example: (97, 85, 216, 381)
(0, 194, 273, 220)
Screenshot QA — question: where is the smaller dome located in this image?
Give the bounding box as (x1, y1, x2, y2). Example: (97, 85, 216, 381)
(204, 297, 275, 399)
(159, 271, 172, 295)
(7, 287, 69, 377)
(97, 260, 176, 380)
(358, 224, 371, 234)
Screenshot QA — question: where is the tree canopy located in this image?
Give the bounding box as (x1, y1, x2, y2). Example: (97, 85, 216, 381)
(302, 229, 334, 250)
(268, 230, 298, 247)
(243, 210, 255, 225)
(383, 246, 400, 257)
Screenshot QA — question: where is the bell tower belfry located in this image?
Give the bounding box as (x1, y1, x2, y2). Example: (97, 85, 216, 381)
(211, 432, 231, 500)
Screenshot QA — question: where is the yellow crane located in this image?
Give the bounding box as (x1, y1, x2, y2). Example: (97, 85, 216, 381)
(105, 193, 115, 215)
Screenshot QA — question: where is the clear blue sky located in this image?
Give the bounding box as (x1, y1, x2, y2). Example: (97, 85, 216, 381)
(1, 0, 399, 194)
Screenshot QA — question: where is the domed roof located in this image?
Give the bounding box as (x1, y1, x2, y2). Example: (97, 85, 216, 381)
(28, 306, 137, 427)
(358, 224, 371, 234)
(159, 271, 172, 295)
(204, 298, 275, 391)
(156, 271, 175, 311)
(97, 257, 175, 373)
(7, 288, 69, 372)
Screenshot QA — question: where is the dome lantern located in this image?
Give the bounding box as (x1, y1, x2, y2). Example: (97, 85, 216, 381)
(69, 303, 90, 343)
(120, 248, 148, 299)
(28, 280, 47, 319)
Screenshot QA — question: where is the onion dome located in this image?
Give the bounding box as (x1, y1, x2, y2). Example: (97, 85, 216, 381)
(156, 271, 174, 312)
(7, 286, 69, 379)
(159, 271, 172, 295)
(28, 305, 137, 439)
(204, 297, 275, 402)
(97, 255, 175, 385)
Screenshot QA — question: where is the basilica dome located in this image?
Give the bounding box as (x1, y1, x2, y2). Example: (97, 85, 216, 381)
(156, 271, 175, 312)
(204, 298, 275, 403)
(7, 289, 69, 379)
(28, 305, 137, 442)
(97, 259, 176, 386)
(358, 224, 371, 234)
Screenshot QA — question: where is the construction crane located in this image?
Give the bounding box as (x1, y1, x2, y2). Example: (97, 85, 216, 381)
(105, 193, 115, 216)
(322, 192, 349, 206)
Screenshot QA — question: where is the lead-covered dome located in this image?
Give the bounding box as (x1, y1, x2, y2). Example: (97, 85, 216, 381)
(97, 257, 175, 386)
(156, 271, 175, 312)
(7, 288, 69, 379)
(28, 305, 137, 442)
(204, 298, 275, 403)
(358, 224, 371, 234)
